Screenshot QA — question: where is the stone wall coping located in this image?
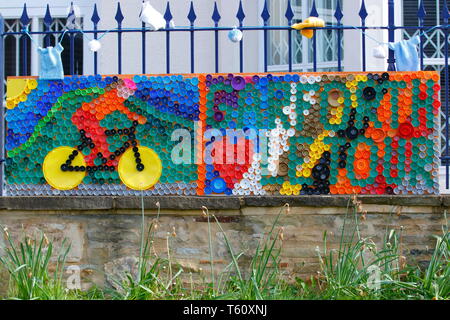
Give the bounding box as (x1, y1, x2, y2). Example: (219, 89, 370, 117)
(0, 195, 448, 212)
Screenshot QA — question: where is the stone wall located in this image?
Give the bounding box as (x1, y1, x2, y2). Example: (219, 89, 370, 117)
(0, 196, 447, 293)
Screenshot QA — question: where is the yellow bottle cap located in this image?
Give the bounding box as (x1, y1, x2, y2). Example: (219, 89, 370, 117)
(43, 146, 86, 190)
(118, 146, 162, 190)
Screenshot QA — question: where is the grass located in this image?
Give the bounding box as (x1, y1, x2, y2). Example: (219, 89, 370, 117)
(0, 197, 448, 300)
(204, 204, 288, 299)
(0, 226, 71, 300)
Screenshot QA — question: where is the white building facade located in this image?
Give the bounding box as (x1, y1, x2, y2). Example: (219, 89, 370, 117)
(0, 0, 416, 76)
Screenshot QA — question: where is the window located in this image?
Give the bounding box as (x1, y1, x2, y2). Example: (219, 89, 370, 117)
(4, 19, 32, 77)
(268, 0, 342, 72)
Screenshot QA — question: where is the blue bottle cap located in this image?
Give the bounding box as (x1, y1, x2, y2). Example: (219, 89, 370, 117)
(259, 77, 269, 86)
(205, 186, 213, 195)
(211, 177, 227, 194)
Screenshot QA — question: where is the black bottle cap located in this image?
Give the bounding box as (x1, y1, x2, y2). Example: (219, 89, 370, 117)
(346, 126, 359, 140)
(363, 87, 376, 101)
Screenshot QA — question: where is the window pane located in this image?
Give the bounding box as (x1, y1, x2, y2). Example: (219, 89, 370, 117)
(4, 19, 32, 77)
(268, 0, 342, 71)
(18, 35, 32, 76)
(307, 0, 339, 66)
(4, 35, 17, 77)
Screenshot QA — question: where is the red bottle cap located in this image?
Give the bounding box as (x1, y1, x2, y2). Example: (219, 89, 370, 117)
(398, 122, 414, 139)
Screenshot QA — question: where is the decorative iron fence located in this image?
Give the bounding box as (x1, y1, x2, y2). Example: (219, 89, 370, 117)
(0, 0, 449, 195)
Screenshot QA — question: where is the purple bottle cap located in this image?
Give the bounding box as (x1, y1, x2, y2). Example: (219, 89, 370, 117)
(231, 76, 246, 91)
(214, 112, 224, 122)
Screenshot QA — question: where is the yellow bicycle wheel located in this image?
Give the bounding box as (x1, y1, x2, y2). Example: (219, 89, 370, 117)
(118, 146, 162, 190)
(43, 146, 86, 190)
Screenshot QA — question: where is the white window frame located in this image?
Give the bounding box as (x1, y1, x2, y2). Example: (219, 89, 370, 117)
(264, 0, 341, 72)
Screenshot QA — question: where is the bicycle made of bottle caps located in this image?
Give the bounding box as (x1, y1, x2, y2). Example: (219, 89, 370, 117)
(42, 81, 162, 191)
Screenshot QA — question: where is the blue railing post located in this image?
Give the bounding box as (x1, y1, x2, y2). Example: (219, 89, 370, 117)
(387, 0, 396, 71)
(115, 2, 124, 75)
(359, 0, 368, 72)
(212, 2, 221, 73)
(261, 0, 270, 73)
(0, 13, 4, 196)
(286, 0, 294, 72)
(188, 1, 197, 74)
(236, 0, 245, 73)
(91, 4, 100, 75)
(141, 1, 147, 74)
(418, 0, 426, 71)
(43, 4, 52, 48)
(334, 0, 343, 72)
(310, 1, 319, 72)
(68, 3, 76, 75)
(20, 4, 30, 76)
(164, 2, 173, 74)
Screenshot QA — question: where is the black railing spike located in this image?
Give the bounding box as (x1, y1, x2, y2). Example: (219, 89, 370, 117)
(310, 0, 319, 17)
(188, 1, 197, 24)
(418, 0, 427, 19)
(285, 0, 294, 22)
(164, 1, 173, 23)
(44, 4, 53, 27)
(91, 3, 101, 25)
(20, 3, 31, 26)
(236, 0, 245, 23)
(115, 2, 124, 24)
(334, 0, 343, 21)
(443, 0, 450, 19)
(359, 0, 368, 20)
(212, 2, 221, 24)
(261, 0, 270, 22)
